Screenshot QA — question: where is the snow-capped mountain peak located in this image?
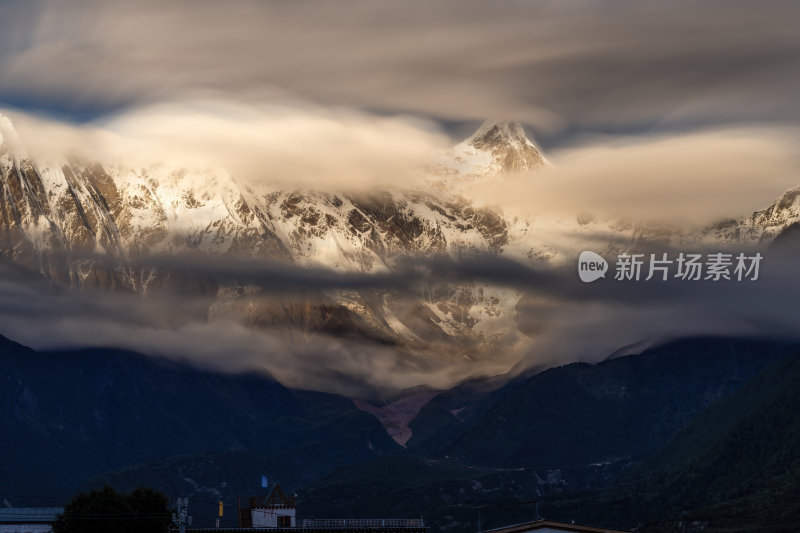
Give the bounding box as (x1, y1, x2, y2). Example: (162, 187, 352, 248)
(452, 120, 546, 176)
(467, 120, 530, 149)
(0, 119, 531, 374)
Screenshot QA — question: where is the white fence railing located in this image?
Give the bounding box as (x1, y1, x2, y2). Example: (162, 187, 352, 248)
(302, 519, 424, 528)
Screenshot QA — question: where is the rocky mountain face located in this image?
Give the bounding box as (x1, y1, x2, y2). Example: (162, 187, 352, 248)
(0, 115, 541, 275)
(452, 120, 547, 176)
(0, 115, 549, 373)
(1, 112, 797, 377)
(707, 185, 800, 244)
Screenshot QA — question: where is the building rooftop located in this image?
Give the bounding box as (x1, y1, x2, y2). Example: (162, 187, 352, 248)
(0, 507, 63, 523)
(482, 519, 629, 533)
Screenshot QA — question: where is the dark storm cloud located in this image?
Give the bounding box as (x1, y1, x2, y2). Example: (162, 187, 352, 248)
(130, 252, 565, 292)
(128, 250, 795, 308)
(182, 247, 800, 375)
(0, 0, 799, 137)
(3, 248, 800, 396)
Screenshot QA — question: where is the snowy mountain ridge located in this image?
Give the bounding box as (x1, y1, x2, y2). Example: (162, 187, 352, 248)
(0, 113, 795, 378)
(0, 115, 544, 373)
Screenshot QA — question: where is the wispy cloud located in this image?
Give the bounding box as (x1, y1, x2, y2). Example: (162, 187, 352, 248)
(1, 0, 799, 137)
(2, 101, 449, 192)
(466, 126, 800, 224)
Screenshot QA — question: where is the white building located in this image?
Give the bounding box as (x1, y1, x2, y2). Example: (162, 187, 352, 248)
(0, 507, 62, 533)
(244, 485, 296, 528)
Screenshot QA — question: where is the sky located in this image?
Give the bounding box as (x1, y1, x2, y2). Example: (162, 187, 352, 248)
(2, 0, 800, 396)
(1, 0, 799, 137)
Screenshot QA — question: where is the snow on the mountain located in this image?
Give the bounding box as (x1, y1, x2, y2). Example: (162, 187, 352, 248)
(1, 113, 795, 378)
(451, 140, 498, 177)
(451, 120, 547, 177)
(700, 185, 800, 246)
(380, 293, 423, 343)
(0, 114, 24, 160)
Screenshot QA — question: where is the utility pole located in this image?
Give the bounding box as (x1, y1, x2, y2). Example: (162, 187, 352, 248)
(172, 498, 192, 533)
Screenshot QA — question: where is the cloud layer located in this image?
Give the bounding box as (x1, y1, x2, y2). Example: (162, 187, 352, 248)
(3, 101, 449, 193)
(1, 0, 799, 137)
(2, 250, 800, 397)
(466, 126, 800, 223)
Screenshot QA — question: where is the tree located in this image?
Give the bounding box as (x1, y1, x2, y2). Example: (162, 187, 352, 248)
(53, 485, 172, 533)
